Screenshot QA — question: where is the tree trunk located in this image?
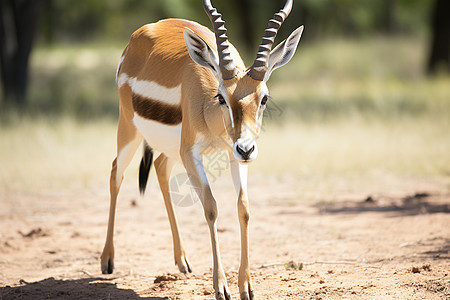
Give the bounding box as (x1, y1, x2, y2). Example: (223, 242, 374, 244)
(232, 0, 255, 54)
(0, 0, 46, 106)
(383, 0, 396, 34)
(428, 0, 450, 75)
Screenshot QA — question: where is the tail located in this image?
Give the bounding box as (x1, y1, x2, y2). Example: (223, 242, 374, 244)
(139, 142, 153, 195)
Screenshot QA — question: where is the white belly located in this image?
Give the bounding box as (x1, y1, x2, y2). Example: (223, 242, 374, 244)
(133, 113, 182, 161)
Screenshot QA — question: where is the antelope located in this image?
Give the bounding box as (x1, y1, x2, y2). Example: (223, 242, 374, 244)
(100, 0, 303, 299)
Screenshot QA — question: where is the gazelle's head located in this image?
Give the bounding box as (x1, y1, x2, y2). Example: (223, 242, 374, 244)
(184, 0, 303, 164)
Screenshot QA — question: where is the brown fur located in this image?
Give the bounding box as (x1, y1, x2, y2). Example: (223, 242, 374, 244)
(132, 93, 182, 125)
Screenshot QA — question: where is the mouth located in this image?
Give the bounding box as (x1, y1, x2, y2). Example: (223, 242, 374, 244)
(238, 158, 254, 165)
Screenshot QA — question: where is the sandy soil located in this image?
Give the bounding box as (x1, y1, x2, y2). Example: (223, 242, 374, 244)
(1, 174, 449, 299)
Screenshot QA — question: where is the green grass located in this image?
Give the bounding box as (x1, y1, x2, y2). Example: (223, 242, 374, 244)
(0, 36, 449, 195)
(269, 36, 449, 122)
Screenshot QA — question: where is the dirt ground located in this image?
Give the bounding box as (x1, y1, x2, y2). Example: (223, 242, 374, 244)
(1, 174, 449, 299)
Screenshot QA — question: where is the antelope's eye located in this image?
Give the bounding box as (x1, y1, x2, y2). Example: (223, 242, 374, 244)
(215, 94, 226, 105)
(261, 95, 269, 106)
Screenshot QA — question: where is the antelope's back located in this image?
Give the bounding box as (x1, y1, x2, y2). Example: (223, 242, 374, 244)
(118, 19, 218, 88)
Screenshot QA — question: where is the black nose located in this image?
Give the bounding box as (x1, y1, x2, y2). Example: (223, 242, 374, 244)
(236, 145, 255, 160)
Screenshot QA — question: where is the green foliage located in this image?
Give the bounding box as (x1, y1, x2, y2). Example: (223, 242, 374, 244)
(40, 0, 205, 43)
(37, 0, 433, 50)
(24, 44, 121, 121)
(264, 36, 449, 125)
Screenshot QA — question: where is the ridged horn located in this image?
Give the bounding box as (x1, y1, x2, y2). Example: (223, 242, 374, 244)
(248, 0, 293, 81)
(203, 0, 237, 80)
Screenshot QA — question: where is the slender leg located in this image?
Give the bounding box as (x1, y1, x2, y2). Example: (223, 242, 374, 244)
(230, 159, 254, 300)
(181, 146, 230, 300)
(100, 109, 142, 274)
(154, 154, 192, 274)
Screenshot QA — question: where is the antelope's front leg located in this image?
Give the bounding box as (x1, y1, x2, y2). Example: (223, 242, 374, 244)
(231, 160, 254, 300)
(181, 147, 230, 300)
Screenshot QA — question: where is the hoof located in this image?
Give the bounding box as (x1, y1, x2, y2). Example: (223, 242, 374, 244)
(241, 290, 255, 300)
(179, 264, 192, 274)
(101, 258, 114, 274)
(216, 291, 231, 300)
(176, 256, 192, 274)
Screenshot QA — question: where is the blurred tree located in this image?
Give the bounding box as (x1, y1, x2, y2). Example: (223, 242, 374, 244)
(232, 0, 255, 52)
(16, 1, 436, 51)
(223, 0, 298, 57)
(382, 0, 397, 34)
(427, 0, 450, 74)
(0, 0, 48, 106)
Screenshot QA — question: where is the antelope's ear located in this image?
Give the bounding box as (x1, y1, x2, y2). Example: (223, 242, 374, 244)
(183, 27, 220, 78)
(265, 25, 304, 81)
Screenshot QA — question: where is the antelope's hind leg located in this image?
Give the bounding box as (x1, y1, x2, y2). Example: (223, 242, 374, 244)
(154, 154, 192, 274)
(101, 104, 142, 274)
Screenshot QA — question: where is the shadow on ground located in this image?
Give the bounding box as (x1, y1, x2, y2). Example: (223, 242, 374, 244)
(0, 277, 166, 300)
(420, 238, 450, 261)
(316, 193, 450, 217)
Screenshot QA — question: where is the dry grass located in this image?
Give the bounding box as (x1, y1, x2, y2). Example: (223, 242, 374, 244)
(0, 118, 116, 194)
(256, 118, 450, 177)
(1, 113, 448, 198)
